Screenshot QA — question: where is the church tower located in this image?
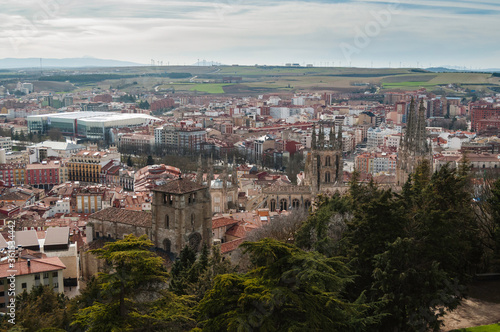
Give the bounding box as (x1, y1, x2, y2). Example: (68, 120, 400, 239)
(396, 98, 432, 185)
(151, 178, 212, 258)
(304, 122, 343, 194)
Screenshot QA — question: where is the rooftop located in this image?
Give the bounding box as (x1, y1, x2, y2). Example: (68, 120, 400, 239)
(0, 257, 66, 278)
(89, 207, 152, 227)
(153, 178, 206, 194)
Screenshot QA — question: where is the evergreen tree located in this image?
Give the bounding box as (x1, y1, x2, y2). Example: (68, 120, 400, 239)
(71, 235, 169, 331)
(126, 155, 133, 167)
(146, 155, 155, 165)
(198, 239, 376, 332)
(0, 286, 70, 331)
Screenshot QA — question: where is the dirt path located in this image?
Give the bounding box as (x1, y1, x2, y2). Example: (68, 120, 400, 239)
(441, 281, 500, 331)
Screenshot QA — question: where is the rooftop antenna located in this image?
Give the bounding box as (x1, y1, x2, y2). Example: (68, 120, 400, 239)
(40, 58, 43, 76)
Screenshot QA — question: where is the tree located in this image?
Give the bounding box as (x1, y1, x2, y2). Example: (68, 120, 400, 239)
(71, 235, 169, 331)
(119, 94, 136, 103)
(138, 100, 150, 109)
(248, 209, 308, 244)
(198, 239, 376, 331)
(126, 155, 133, 167)
(296, 193, 351, 256)
(146, 155, 155, 165)
(48, 128, 63, 141)
(341, 160, 482, 331)
(169, 245, 198, 296)
(0, 286, 70, 331)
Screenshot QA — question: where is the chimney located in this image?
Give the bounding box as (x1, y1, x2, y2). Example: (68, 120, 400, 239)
(27, 259, 31, 269)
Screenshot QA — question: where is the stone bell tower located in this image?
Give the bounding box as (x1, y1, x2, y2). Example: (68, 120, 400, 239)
(151, 178, 212, 258)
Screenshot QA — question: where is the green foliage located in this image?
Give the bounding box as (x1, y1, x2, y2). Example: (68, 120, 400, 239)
(198, 239, 375, 332)
(295, 193, 350, 255)
(119, 94, 136, 103)
(170, 245, 234, 301)
(146, 155, 154, 166)
(126, 155, 133, 167)
(71, 235, 169, 331)
(170, 245, 198, 296)
(138, 100, 150, 109)
(0, 286, 70, 332)
(452, 323, 500, 331)
(339, 160, 482, 331)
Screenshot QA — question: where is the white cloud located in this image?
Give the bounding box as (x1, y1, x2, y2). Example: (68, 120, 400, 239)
(0, 0, 498, 68)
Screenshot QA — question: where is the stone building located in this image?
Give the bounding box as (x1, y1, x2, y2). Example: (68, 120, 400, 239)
(87, 177, 212, 259)
(253, 123, 345, 212)
(151, 178, 212, 255)
(396, 99, 432, 185)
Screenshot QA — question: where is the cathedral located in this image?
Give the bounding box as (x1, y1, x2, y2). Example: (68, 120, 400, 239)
(396, 98, 432, 185)
(258, 122, 345, 212)
(303, 123, 344, 193)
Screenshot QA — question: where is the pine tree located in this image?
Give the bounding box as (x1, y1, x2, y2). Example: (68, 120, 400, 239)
(71, 235, 169, 331)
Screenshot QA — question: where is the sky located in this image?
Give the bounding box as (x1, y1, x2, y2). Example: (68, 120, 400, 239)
(1, 0, 500, 68)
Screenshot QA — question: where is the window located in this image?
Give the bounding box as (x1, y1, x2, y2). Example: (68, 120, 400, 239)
(52, 271, 58, 278)
(43, 273, 49, 279)
(53, 282, 58, 288)
(292, 199, 300, 209)
(35, 274, 40, 280)
(270, 199, 276, 211)
(21, 283, 26, 289)
(280, 199, 288, 211)
(0, 291, 4, 297)
(165, 215, 170, 229)
(324, 172, 331, 183)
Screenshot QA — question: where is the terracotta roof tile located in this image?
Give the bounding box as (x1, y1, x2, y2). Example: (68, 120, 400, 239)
(212, 217, 238, 229)
(89, 207, 152, 227)
(0, 257, 66, 278)
(220, 238, 245, 254)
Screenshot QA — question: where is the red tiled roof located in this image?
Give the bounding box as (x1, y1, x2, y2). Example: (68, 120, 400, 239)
(220, 238, 245, 254)
(89, 207, 152, 227)
(212, 217, 238, 229)
(0, 257, 66, 278)
(225, 223, 252, 238)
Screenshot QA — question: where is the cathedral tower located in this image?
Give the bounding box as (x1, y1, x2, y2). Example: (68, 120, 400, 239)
(396, 98, 432, 185)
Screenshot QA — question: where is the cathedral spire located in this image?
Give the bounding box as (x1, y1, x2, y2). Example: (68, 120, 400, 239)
(415, 99, 427, 153)
(318, 124, 325, 150)
(311, 124, 317, 150)
(329, 122, 336, 149)
(405, 98, 416, 152)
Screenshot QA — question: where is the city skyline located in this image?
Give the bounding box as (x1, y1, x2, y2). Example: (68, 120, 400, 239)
(2, 0, 499, 69)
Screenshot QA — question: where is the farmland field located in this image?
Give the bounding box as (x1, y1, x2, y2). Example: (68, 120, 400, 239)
(6, 65, 500, 95)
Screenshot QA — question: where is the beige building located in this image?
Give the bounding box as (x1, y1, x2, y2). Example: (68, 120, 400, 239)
(0, 257, 65, 312)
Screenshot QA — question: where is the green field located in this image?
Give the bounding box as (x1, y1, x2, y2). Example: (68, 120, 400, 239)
(7, 65, 500, 95)
(189, 83, 232, 94)
(452, 323, 500, 332)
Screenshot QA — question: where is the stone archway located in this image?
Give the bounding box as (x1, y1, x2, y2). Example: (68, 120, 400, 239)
(163, 238, 171, 254)
(188, 232, 202, 252)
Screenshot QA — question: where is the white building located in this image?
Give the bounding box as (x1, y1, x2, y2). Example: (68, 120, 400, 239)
(0, 137, 12, 152)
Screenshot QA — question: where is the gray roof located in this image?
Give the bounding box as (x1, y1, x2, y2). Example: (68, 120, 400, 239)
(16, 230, 39, 248)
(44, 227, 69, 247)
(29, 141, 85, 151)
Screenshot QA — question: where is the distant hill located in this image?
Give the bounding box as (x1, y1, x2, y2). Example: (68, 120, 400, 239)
(0, 57, 143, 69)
(426, 66, 500, 73)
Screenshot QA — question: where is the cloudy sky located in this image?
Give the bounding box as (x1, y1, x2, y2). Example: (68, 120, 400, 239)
(1, 0, 499, 68)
